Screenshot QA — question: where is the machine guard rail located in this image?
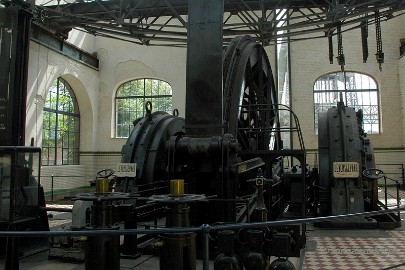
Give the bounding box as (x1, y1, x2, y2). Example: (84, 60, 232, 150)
(41, 175, 89, 202)
(237, 103, 306, 150)
(1, 207, 404, 270)
(379, 174, 401, 219)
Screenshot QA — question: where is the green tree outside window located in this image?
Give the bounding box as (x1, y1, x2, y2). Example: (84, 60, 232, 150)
(115, 78, 173, 138)
(42, 78, 80, 165)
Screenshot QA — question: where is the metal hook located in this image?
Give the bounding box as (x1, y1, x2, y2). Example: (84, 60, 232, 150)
(145, 101, 152, 117)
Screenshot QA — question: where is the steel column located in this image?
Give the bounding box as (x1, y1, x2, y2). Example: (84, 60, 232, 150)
(185, 0, 224, 136)
(0, 6, 32, 146)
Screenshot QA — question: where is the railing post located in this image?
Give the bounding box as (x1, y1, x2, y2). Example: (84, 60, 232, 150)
(397, 181, 400, 219)
(246, 199, 250, 223)
(51, 175, 54, 202)
(153, 186, 158, 228)
(384, 176, 388, 207)
(201, 224, 211, 270)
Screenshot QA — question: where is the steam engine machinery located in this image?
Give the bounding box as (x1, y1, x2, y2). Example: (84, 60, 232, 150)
(100, 36, 399, 269)
(0, 1, 402, 270)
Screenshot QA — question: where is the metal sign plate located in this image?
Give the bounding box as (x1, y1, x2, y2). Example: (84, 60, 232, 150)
(116, 163, 136, 177)
(333, 162, 360, 178)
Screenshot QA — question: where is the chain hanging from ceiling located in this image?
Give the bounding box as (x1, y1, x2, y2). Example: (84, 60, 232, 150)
(375, 11, 384, 71)
(337, 23, 345, 72)
(361, 18, 369, 63)
(328, 30, 334, 64)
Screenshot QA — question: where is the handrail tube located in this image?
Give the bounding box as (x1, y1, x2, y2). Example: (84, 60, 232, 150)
(42, 175, 85, 177)
(1, 207, 404, 237)
(40, 207, 73, 213)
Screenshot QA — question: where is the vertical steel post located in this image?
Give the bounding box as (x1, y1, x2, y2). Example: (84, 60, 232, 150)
(51, 175, 54, 202)
(201, 224, 211, 270)
(1, 7, 33, 270)
(397, 182, 400, 219)
(384, 176, 388, 207)
(186, 0, 224, 137)
(0, 6, 32, 146)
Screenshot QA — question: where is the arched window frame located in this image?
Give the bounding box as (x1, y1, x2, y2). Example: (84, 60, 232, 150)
(115, 78, 173, 138)
(42, 77, 80, 165)
(313, 71, 380, 134)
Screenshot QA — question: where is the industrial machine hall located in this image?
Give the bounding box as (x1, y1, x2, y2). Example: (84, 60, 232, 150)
(2, 0, 405, 269)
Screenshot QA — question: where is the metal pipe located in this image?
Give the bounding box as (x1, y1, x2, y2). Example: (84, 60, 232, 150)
(1, 207, 404, 238)
(40, 207, 72, 213)
(135, 203, 158, 211)
(201, 224, 211, 270)
(271, 195, 284, 207)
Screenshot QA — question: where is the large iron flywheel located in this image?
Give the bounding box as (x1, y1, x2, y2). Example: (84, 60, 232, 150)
(223, 36, 280, 151)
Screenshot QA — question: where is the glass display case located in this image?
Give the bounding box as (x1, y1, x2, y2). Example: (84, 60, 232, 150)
(0, 147, 41, 224)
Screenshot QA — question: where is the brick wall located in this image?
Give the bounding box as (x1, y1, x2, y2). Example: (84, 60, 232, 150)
(290, 16, 405, 152)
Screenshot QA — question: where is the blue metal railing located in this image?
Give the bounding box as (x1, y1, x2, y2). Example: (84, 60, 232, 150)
(1, 207, 403, 270)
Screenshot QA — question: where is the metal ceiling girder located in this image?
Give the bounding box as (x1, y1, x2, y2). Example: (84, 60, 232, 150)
(34, 0, 405, 45)
(37, 0, 405, 20)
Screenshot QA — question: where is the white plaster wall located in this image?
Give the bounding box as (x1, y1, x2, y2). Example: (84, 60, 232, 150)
(290, 16, 405, 151)
(399, 54, 405, 147)
(67, 29, 96, 54)
(403, 12, 405, 36)
(94, 37, 187, 152)
(26, 41, 100, 152)
(400, 13, 405, 148)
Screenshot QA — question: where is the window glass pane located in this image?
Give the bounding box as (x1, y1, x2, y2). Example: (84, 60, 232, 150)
(42, 78, 80, 165)
(313, 72, 380, 134)
(134, 80, 144, 96)
(115, 78, 173, 138)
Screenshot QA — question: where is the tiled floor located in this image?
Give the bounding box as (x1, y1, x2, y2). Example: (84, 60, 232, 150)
(10, 186, 405, 269)
(303, 186, 405, 270)
(303, 230, 405, 270)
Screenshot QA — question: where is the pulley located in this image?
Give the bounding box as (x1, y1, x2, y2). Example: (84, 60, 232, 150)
(120, 102, 184, 186)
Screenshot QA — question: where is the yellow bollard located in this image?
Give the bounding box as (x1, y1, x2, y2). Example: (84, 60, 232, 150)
(96, 178, 110, 193)
(170, 179, 185, 196)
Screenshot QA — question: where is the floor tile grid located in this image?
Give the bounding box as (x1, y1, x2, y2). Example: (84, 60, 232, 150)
(303, 232, 405, 270)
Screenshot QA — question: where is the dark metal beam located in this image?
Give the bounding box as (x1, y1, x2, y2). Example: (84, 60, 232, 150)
(0, 5, 32, 146)
(185, 0, 224, 136)
(40, 0, 383, 18)
(33, 0, 405, 46)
